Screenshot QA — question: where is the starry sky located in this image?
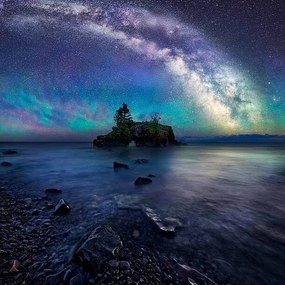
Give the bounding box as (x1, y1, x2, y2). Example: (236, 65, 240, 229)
(0, 0, 284, 141)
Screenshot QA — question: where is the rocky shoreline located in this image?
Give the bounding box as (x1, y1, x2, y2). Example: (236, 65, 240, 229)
(0, 185, 219, 285)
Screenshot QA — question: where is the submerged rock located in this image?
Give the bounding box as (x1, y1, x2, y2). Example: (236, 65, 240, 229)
(134, 177, 152, 185)
(144, 207, 182, 236)
(133, 159, 149, 164)
(148, 174, 156, 178)
(75, 225, 122, 273)
(2, 150, 18, 155)
(1, 161, 12, 167)
(54, 199, 71, 214)
(45, 188, 62, 194)
(113, 161, 129, 169)
(175, 263, 218, 285)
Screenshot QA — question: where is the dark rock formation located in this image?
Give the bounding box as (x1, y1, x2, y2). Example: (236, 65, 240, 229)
(1, 161, 12, 167)
(144, 207, 182, 236)
(54, 199, 71, 214)
(93, 135, 128, 147)
(134, 177, 152, 185)
(74, 225, 122, 273)
(2, 150, 18, 155)
(45, 188, 62, 194)
(148, 174, 156, 178)
(131, 123, 175, 147)
(93, 121, 179, 148)
(113, 161, 129, 169)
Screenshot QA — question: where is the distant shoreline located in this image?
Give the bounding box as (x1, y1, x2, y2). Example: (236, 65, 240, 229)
(0, 135, 285, 144)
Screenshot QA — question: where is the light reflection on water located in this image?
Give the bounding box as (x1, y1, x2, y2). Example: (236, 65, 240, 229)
(0, 142, 285, 285)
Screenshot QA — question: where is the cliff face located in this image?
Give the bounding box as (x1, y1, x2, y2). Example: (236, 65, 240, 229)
(131, 122, 175, 147)
(93, 122, 177, 148)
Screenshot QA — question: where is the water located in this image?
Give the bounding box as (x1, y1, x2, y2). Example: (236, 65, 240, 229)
(0, 142, 285, 285)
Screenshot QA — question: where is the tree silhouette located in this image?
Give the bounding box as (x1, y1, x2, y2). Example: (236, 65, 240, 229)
(114, 103, 133, 127)
(151, 112, 161, 124)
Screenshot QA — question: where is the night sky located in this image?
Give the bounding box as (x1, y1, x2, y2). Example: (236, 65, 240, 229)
(0, 0, 284, 141)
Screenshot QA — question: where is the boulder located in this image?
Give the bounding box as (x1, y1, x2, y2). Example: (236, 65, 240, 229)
(75, 225, 122, 273)
(119, 261, 131, 270)
(2, 150, 18, 155)
(54, 199, 71, 214)
(1, 161, 12, 167)
(175, 263, 218, 285)
(144, 207, 182, 236)
(113, 161, 129, 169)
(134, 177, 152, 185)
(45, 188, 62, 194)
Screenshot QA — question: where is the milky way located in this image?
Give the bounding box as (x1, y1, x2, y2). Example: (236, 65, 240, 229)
(0, 0, 284, 140)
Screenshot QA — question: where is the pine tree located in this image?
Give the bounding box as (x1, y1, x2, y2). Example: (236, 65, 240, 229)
(114, 103, 133, 127)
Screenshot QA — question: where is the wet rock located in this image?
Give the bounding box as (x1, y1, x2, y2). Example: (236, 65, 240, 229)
(32, 209, 39, 215)
(2, 150, 18, 155)
(108, 259, 119, 268)
(132, 229, 140, 238)
(75, 225, 122, 273)
(144, 207, 182, 236)
(113, 161, 129, 169)
(119, 261, 131, 270)
(134, 177, 152, 186)
(46, 267, 70, 285)
(70, 273, 86, 285)
(45, 188, 62, 194)
(23, 197, 32, 205)
(54, 199, 71, 214)
(148, 174, 156, 178)
(9, 260, 21, 273)
(1, 161, 12, 167)
(175, 263, 218, 285)
(46, 202, 54, 209)
(133, 159, 149, 164)
(63, 269, 73, 283)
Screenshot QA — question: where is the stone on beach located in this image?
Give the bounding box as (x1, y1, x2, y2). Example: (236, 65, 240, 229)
(54, 199, 71, 214)
(9, 260, 21, 273)
(175, 263, 218, 285)
(75, 225, 122, 273)
(144, 207, 182, 236)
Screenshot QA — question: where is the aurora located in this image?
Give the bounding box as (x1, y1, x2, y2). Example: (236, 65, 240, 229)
(0, 0, 284, 141)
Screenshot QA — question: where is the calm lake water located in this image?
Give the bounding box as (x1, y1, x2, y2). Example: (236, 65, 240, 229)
(0, 142, 285, 285)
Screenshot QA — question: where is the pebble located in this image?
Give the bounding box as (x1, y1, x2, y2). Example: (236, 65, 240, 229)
(9, 260, 21, 273)
(119, 261, 131, 271)
(108, 260, 119, 268)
